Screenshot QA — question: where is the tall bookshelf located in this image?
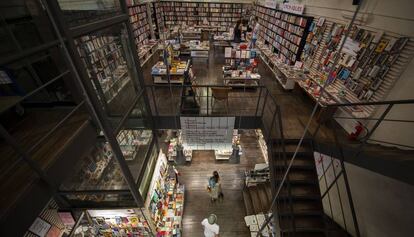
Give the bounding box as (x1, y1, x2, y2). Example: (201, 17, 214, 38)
(255, 4, 313, 65)
(75, 34, 131, 104)
(160, 1, 248, 28)
(128, 3, 151, 49)
(153, 1, 166, 39)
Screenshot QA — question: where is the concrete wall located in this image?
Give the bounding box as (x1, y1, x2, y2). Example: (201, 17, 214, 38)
(315, 152, 414, 237)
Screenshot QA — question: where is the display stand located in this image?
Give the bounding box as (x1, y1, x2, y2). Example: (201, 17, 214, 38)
(245, 213, 273, 237)
(86, 209, 151, 236)
(179, 40, 210, 60)
(167, 131, 193, 162)
(223, 68, 261, 87)
(257, 42, 306, 90)
(146, 150, 184, 237)
(151, 59, 190, 84)
(255, 129, 268, 164)
(139, 40, 160, 66)
(215, 129, 242, 160)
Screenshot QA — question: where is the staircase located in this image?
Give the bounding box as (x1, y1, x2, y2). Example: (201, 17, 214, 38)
(243, 182, 272, 216)
(271, 138, 348, 237)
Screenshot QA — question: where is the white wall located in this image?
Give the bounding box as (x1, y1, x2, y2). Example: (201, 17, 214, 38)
(315, 152, 414, 237)
(345, 162, 414, 237)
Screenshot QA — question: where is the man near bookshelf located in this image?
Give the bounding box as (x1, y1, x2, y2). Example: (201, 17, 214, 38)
(201, 214, 220, 237)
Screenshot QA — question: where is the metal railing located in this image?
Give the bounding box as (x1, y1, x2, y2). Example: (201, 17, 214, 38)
(256, 98, 414, 237)
(144, 83, 274, 118)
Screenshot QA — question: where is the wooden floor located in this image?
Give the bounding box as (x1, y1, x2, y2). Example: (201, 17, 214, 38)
(164, 130, 266, 237)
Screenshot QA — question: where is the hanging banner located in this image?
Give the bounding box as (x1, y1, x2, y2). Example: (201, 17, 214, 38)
(180, 117, 235, 150)
(281, 3, 305, 15)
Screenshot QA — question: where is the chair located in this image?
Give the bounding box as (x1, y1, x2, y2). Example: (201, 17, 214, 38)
(201, 30, 210, 41)
(211, 87, 232, 114)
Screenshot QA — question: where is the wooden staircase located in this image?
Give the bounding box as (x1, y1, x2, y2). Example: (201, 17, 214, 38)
(243, 182, 272, 216)
(271, 138, 349, 237)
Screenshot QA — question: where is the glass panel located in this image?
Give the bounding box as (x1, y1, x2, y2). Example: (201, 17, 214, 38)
(60, 141, 129, 191)
(116, 129, 153, 183)
(72, 209, 151, 236)
(0, 24, 18, 57)
(57, 0, 122, 27)
(62, 192, 135, 208)
(138, 144, 158, 197)
(0, 0, 58, 55)
(74, 23, 138, 117)
(0, 155, 40, 217)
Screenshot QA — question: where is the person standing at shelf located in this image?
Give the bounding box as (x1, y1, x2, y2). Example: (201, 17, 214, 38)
(250, 16, 260, 48)
(233, 20, 242, 43)
(201, 214, 220, 237)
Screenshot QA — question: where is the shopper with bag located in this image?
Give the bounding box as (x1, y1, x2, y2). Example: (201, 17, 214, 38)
(207, 171, 223, 202)
(201, 214, 220, 237)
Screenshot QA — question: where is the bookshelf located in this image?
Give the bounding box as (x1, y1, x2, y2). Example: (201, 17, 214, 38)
(128, 3, 151, 49)
(159, 1, 248, 28)
(300, 17, 412, 117)
(117, 130, 152, 161)
(255, 4, 313, 65)
(75, 34, 131, 104)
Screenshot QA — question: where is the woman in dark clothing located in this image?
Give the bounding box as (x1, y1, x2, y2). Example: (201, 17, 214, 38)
(233, 20, 242, 43)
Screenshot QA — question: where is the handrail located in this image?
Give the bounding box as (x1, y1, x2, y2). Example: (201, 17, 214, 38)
(257, 1, 364, 236)
(326, 99, 414, 107)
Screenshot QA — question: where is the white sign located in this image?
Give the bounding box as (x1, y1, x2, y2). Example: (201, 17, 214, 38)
(281, 3, 305, 15)
(88, 209, 136, 218)
(29, 218, 51, 237)
(180, 117, 235, 150)
(264, 0, 277, 9)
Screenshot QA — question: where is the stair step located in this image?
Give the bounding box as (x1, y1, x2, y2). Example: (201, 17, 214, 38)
(278, 200, 323, 214)
(273, 138, 313, 146)
(281, 228, 326, 237)
(257, 183, 270, 212)
(274, 157, 315, 170)
(279, 184, 320, 198)
(249, 186, 264, 214)
(242, 188, 254, 216)
(264, 183, 273, 203)
(280, 216, 324, 229)
(279, 210, 323, 217)
(273, 143, 312, 153)
(274, 170, 318, 184)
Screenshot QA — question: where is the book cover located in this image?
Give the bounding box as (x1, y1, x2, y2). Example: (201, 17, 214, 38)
(375, 40, 388, 53)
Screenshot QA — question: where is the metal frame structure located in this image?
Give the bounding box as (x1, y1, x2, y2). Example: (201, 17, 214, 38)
(1, 1, 412, 237)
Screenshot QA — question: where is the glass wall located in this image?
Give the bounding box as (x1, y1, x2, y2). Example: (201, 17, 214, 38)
(57, 0, 122, 27)
(74, 23, 140, 117)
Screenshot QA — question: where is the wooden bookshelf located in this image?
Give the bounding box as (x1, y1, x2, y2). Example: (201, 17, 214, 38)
(159, 1, 249, 28)
(128, 3, 151, 49)
(255, 4, 313, 65)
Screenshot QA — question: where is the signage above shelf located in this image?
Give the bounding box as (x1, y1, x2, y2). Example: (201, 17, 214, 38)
(281, 3, 305, 15)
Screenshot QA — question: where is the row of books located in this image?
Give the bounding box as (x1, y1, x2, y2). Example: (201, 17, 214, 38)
(129, 3, 151, 49)
(160, 2, 242, 8)
(255, 5, 311, 65)
(256, 8, 308, 27)
(76, 35, 130, 99)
